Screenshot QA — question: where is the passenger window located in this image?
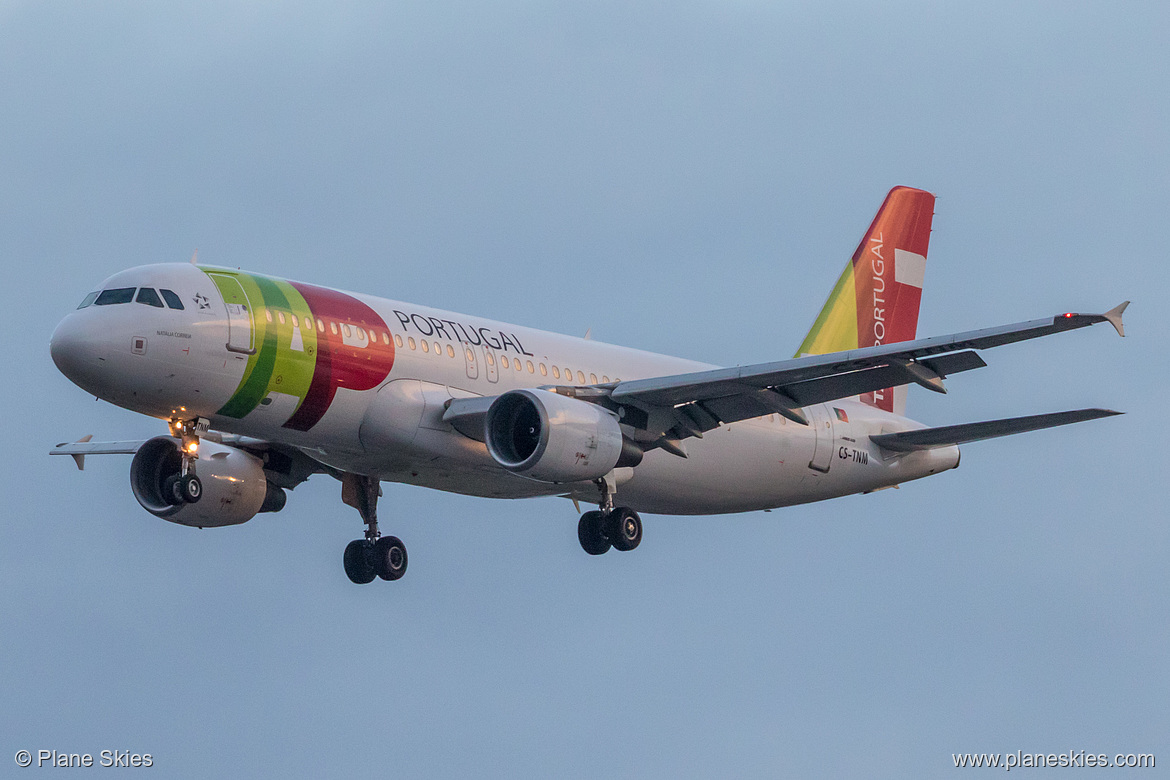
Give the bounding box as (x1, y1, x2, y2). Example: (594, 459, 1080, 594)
(486, 353, 495, 365)
(577, 371, 585, 384)
(447, 345, 455, 358)
(552, 366, 560, 379)
(265, 309, 273, 323)
(433, 341, 441, 356)
(304, 316, 312, 330)
(527, 360, 535, 374)
(408, 337, 416, 350)
(94, 288, 135, 306)
(540, 363, 548, 377)
(278, 311, 286, 325)
(501, 356, 510, 369)
(343, 324, 352, 338)
(317, 318, 325, 333)
(589, 373, 597, 384)
(330, 322, 338, 335)
(421, 340, 429, 353)
(383, 333, 391, 345)
(159, 289, 184, 310)
(602, 375, 609, 383)
(77, 292, 99, 309)
(466, 348, 474, 361)
(394, 334, 403, 348)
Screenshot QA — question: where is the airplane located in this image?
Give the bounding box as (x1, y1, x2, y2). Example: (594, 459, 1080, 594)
(49, 187, 1128, 584)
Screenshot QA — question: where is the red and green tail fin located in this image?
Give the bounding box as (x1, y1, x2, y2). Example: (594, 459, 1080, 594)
(796, 186, 935, 415)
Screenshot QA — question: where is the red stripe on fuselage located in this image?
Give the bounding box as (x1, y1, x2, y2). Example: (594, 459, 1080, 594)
(283, 281, 395, 431)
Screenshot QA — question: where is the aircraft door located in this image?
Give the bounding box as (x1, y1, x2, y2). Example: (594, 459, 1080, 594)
(807, 403, 834, 473)
(483, 345, 499, 383)
(207, 273, 256, 355)
(463, 343, 479, 380)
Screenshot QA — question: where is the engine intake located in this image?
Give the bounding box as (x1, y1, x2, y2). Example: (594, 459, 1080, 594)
(485, 389, 639, 483)
(130, 436, 283, 527)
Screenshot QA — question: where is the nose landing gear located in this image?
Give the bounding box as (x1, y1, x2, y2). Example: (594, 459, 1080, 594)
(341, 474, 408, 584)
(166, 416, 207, 505)
(162, 472, 203, 505)
(577, 475, 643, 555)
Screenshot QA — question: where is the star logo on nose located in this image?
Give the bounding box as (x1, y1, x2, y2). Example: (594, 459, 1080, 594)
(193, 293, 211, 310)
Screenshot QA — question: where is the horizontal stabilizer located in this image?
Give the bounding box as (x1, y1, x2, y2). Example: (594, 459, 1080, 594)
(870, 408, 1122, 452)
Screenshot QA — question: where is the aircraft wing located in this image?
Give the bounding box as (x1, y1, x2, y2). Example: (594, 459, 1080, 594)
(51, 436, 145, 469)
(870, 408, 1122, 452)
(604, 303, 1128, 439)
(51, 434, 324, 487)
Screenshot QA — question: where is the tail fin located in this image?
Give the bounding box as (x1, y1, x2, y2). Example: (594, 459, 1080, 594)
(796, 186, 935, 415)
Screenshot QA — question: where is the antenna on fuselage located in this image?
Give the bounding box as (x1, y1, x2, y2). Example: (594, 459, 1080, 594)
(190, 249, 199, 265)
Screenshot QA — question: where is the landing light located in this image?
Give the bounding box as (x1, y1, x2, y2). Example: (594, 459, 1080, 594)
(186, 442, 199, 454)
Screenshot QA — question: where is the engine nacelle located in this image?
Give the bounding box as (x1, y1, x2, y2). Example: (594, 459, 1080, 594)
(485, 389, 637, 483)
(130, 436, 283, 527)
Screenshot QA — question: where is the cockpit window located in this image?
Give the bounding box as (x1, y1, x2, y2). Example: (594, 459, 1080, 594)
(77, 292, 99, 309)
(159, 289, 184, 310)
(135, 287, 164, 308)
(94, 287, 136, 306)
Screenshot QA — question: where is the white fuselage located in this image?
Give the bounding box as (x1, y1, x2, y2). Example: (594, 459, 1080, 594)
(50, 264, 959, 515)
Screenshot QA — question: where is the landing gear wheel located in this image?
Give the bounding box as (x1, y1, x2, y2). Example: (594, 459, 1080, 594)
(578, 511, 612, 555)
(179, 474, 202, 504)
(163, 474, 184, 506)
(373, 536, 408, 581)
(608, 507, 642, 552)
(343, 540, 376, 584)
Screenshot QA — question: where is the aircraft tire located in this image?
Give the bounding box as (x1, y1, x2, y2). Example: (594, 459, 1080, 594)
(608, 507, 642, 552)
(577, 511, 611, 555)
(163, 474, 185, 506)
(343, 540, 376, 584)
(373, 536, 408, 581)
(180, 474, 202, 504)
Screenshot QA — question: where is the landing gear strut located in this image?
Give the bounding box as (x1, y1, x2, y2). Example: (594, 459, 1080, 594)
(577, 475, 642, 555)
(166, 417, 206, 505)
(341, 474, 408, 584)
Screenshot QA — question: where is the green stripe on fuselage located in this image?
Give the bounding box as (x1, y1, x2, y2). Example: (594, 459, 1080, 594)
(210, 270, 318, 420)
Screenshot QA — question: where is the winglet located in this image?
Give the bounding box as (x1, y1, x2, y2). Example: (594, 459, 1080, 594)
(69, 434, 93, 470)
(1102, 301, 1129, 337)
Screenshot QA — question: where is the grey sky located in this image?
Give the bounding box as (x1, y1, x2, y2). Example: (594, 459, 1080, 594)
(1, 1, 1166, 777)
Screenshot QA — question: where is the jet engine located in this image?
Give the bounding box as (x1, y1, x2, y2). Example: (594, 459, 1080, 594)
(485, 389, 641, 483)
(130, 436, 286, 527)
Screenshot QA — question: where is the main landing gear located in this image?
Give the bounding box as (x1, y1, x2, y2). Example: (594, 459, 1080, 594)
(165, 417, 205, 506)
(577, 476, 643, 556)
(341, 474, 408, 585)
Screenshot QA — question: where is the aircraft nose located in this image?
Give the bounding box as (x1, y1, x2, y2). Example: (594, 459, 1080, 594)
(50, 313, 102, 389)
